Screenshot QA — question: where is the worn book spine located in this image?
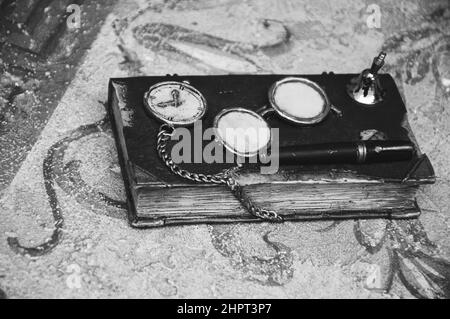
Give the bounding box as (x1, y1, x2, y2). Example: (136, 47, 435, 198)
(108, 81, 139, 226)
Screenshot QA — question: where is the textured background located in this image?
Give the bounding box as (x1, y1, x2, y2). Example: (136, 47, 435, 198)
(0, 0, 449, 298)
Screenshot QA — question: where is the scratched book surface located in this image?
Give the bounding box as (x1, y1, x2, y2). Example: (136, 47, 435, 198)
(108, 74, 435, 227)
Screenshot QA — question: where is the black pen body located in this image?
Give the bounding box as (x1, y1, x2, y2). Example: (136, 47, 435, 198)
(276, 140, 415, 165)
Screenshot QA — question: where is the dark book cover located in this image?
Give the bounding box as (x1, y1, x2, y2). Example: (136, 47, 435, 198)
(107, 74, 435, 228)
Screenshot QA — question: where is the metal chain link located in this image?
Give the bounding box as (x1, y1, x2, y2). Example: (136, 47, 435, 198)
(156, 124, 283, 222)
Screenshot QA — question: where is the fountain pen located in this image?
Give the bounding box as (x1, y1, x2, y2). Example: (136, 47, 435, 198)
(274, 140, 415, 165)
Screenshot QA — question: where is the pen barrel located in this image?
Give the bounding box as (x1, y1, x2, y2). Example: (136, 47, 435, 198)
(277, 141, 415, 165)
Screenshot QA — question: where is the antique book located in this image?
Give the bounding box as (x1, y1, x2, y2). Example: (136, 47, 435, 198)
(107, 74, 435, 228)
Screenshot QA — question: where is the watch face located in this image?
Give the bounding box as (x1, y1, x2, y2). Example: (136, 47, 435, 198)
(144, 81, 207, 126)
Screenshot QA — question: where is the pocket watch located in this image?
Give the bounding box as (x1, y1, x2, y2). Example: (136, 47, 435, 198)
(143, 81, 207, 126)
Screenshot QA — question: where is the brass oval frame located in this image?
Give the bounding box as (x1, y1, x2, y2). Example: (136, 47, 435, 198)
(268, 77, 331, 125)
(213, 107, 272, 158)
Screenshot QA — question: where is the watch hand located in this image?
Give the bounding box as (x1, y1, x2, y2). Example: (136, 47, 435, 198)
(172, 89, 181, 107)
(155, 89, 182, 108)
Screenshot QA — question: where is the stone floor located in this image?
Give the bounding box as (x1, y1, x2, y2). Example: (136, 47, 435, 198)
(0, 0, 449, 298)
